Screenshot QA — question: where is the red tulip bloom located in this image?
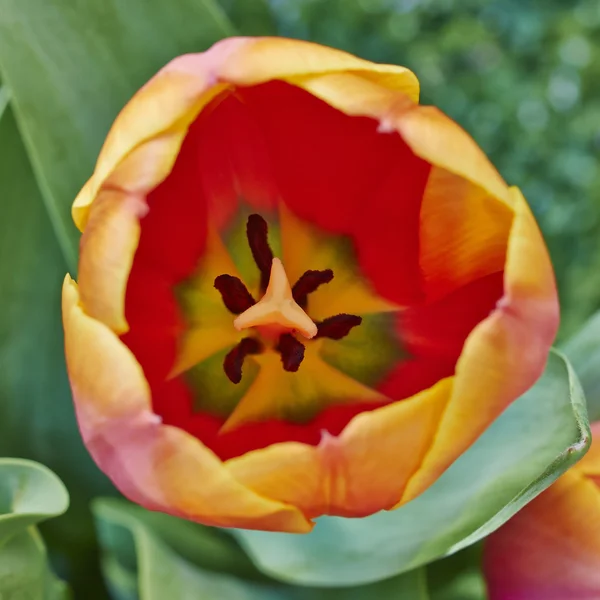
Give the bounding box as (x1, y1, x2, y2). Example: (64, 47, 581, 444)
(62, 37, 559, 532)
(484, 421, 600, 599)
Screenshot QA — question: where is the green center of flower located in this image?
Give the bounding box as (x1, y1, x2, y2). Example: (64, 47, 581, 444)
(214, 214, 362, 383)
(173, 205, 404, 431)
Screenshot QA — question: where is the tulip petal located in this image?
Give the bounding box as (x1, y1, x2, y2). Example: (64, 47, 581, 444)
(282, 71, 514, 301)
(380, 271, 505, 401)
(234, 80, 513, 307)
(401, 187, 559, 503)
(73, 37, 418, 231)
(236, 79, 430, 305)
(575, 421, 600, 478)
(225, 187, 557, 518)
(484, 471, 600, 600)
(213, 37, 419, 97)
(418, 165, 513, 301)
(77, 189, 146, 333)
(226, 378, 451, 517)
(393, 105, 512, 207)
(62, 276, 311, 532)
(72, 73, 224, 230)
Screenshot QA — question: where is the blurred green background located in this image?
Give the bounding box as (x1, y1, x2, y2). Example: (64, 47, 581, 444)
(0, 0, 598, 598)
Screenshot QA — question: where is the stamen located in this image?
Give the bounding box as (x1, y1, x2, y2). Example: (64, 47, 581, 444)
(246, 214, 274, 291)
(214, 274, 256, 314)
(212, 214, 364, 381)
(292, 269, 334, 309)
(223, 337, 263, 384)
(277, 333, 305, 372)
(316, 314, 363, 340)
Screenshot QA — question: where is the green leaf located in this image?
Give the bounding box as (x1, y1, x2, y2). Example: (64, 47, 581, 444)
(0, 459, 70, 599)
(0, 0, 238, 273)
(427, 544, 486, 600)
(0, 3, 270, 596)
(561, 309, 600, 421)
(0, 459, 69, 543)
(94, 498, 429, 600)
(0, 93, 115, 596)
(94, 498, 265, 583)
(231, 349, 590, 586)
(0, 530, 71, 600)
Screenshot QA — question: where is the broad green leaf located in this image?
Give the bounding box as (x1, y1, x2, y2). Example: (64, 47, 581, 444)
(232, 349, 590, 586)
(0, 459, 70, 599)
(0, 459, 68, 544)
(94, 498, 264, 582)
(0, 94, 115, 596)
(561, 309, 600, 421)
(0, 529, 71, 600)
(0, 459, 69, 543)
(0, 0, 238, 272)
(94, 498, 429, 600)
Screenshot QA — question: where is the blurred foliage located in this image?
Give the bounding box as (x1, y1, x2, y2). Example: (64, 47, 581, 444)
(269, 0, 600, 338)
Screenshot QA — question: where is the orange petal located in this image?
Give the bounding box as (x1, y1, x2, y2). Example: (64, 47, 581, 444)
(484, 470, 600, 599)
(388, 103, 515, 301)
(204, 37, 419, 97)
(393, 104, 511, 207)
(401, 187, 559, 503)
(62, 276, 311, 532)
(226, 378, 451, 517)
(77, 189, 146, 333)
(287, 71, 410, 119)
(575, 421, 600, 478)
(72, 73, 226, 231)
(73, 37, 419, 231)
(418, 165, 513, 302)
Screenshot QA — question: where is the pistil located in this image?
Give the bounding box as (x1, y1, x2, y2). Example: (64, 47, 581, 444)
(234, 258, 318, 339)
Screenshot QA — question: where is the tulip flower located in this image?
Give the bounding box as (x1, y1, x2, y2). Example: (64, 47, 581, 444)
(484, 421, 600, 599)
(62, 37, 559, 532)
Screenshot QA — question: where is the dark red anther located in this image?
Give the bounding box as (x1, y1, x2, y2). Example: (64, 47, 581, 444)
(214, 274, 256, 314)
(316, 314, 363, 340)
(223, 337, 263, 384)
(277, 333, 305, 372)
(292, 269, 334, 309)
(246, 214, 274, 291)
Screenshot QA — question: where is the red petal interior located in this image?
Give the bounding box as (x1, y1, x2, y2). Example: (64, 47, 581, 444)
(122, 81, 505, 460)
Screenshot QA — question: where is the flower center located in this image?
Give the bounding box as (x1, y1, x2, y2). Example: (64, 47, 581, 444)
(214, 214, 362, 383)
